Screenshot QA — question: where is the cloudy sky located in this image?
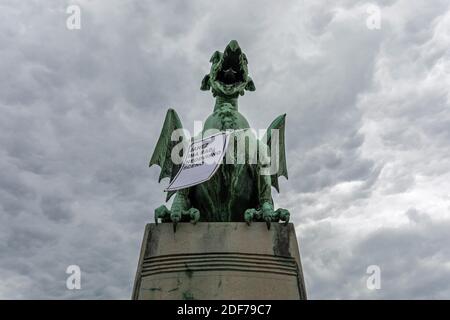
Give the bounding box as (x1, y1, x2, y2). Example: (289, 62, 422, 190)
(1, 0, 449, 299)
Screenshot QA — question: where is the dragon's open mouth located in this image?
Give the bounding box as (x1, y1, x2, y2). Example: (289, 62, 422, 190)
(215, 47, 245, 86)
(202, 40, 253, 96)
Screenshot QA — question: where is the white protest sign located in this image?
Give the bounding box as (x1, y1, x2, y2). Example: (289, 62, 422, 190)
(165, 131, 231, 191)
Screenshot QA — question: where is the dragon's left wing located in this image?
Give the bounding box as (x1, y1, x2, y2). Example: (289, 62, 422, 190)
(261, 114, 288, 192)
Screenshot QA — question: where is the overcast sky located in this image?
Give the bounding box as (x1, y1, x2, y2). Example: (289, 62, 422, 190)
(1, 0, 449, 299)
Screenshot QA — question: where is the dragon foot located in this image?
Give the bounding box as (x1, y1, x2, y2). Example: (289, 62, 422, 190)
(154, 205, 201, 232)
(154, 205, 171, 224)
(245, 203, 290, 230)
(262, 202, 276, 230)
(244, 208, 261, 226)
(275, 208, 290, 224)
(185, 208, 200, 224)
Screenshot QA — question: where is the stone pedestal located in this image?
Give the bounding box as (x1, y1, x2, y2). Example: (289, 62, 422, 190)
(132, 222, 307, 300)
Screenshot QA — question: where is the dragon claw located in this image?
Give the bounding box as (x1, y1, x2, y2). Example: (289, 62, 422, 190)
(170, 210, 181, 233)
(154, 205, 201, 232)
(154, 205, 171, 224)
(185, 208, 200, 224)
(262, 202, 276, 230)
(245, 205, 287, 230)
(244, 208, 258, 226)
(276, 208, 290, 224)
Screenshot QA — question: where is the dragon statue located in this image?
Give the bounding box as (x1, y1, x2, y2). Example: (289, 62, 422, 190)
(150, 40, 290, 231)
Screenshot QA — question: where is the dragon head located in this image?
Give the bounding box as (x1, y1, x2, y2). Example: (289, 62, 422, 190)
(201, 40, 255, 97)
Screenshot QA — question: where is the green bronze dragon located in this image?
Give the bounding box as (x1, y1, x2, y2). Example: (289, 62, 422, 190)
(150, 40, 290, 231)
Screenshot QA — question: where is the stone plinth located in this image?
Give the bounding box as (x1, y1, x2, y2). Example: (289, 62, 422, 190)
(132, 222, 307, 300)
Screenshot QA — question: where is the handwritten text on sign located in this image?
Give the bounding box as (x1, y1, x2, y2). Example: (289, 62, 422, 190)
(165, 132, 231, 191)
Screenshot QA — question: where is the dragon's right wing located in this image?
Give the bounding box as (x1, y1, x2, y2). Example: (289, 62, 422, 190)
(149, 108, 185, 201)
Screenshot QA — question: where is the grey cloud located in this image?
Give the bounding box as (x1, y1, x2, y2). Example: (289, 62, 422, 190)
(302, 209, 450, 299)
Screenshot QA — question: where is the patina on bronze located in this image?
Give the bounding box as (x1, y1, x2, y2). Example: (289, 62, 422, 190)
(150, 40, 290, 230)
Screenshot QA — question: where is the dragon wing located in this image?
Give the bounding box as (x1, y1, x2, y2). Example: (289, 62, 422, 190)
(149, 108, 185, 201)
(262, 114, 288, 193)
